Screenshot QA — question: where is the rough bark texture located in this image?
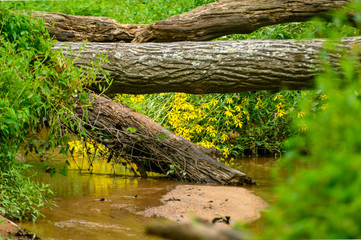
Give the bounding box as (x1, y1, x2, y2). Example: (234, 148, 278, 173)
(133, 0, 352, 42)
(29, 0, 351, 43)
(54, 37, 361, 94)
(73, 94, 254, 185)
(31, 11, 147, 42)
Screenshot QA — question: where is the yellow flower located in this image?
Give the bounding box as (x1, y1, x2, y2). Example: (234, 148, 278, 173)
(222, 147, 230, 158)
(195, 125, 203, 134)
(273, 92, 284, 101)
(225, 120, 231, 125)
(276, 109, 287, 117)
(197, 141, 216, 148)
(300, 124, 308, 132)
(320, 94, 328, 100)
(235, 105, 242, 112)
(209, 99, 219, 106)
(321, 103, 329, 110)
(206, 125, 215, 133)
(208, 117, 218, 122)
(226, 98, 234, 104)
(201, 103, 210, 110)
(221, 133, 228, 142)
(275, 102, 285, 109)
(224, 105, 234, 117)
(297, 111, 305, 118)
(234, 120, 243, 128)
(255, 95, 263, 109)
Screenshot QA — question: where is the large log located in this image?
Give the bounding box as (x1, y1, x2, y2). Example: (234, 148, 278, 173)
(146, 222, 246, 240)
(31, 11, 147, 42)
(73, 94, 254, 185)
(30, 0, 351, 43)
(133, 0, 351, 42)
(54, 37, 361, 94)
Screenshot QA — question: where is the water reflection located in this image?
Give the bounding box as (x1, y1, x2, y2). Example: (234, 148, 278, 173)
(21, 161, 177, 240)
(20, 157, 279, 239)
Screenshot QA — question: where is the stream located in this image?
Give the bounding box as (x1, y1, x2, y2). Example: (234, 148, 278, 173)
(19, 157, 279, 240)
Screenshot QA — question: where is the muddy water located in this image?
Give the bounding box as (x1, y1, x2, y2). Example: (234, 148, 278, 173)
(19, 157, 278, 239)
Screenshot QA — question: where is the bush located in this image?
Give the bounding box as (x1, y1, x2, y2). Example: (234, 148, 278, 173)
(0, 8, 94, 220)
(261, 1, 361, 238)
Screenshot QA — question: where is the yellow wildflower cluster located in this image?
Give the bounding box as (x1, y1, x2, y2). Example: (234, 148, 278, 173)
(112, 91, 317, 159)
(255, 94, 263, 109)
(117, 94, 146, 104)
(275, 102, 287, 117)
(297, 111, 305, 118)
(167, 93, 205, 140)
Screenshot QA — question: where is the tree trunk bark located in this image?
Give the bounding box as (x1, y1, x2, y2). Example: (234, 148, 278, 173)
(31, 11, 147, 42)
(53, 37, 361, 94)
(73, 94, 255, 185)
(133, 0, 351, 42)
(31, 0, 351, 43)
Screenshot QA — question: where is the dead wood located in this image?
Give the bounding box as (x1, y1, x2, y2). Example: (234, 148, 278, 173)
(54, 37, 361, 94)
(30, 11, 147, 42)
(30, 0, 351, 43)
(72, 94, 255, 185)
(133, 0, 352, 42)
(146, 222, 247, 240)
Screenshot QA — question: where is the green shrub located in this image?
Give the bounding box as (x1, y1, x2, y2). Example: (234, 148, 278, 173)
(117, 91, 306, 160)
(261, 1, 361, 238)
(0, 8, 95, 220)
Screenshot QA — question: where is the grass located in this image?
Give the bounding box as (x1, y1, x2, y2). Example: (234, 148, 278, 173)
(3, 0, 216, 24)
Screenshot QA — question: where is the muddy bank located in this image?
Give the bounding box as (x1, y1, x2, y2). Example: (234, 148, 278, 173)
(0, 215, 20, 239)
(0, 215, 38, 240)
(138, 185, 268, 224)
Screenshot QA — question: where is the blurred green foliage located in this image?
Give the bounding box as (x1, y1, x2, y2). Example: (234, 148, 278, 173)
(260, 1, 361, 239)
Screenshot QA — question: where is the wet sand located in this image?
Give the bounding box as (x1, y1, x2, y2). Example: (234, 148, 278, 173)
(138, 185, 268, 224)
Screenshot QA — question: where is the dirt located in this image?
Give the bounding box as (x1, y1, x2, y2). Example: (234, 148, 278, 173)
(0, 215, 39, 240)
(138, 185, 268, 224)
(0, 215, 21, 239)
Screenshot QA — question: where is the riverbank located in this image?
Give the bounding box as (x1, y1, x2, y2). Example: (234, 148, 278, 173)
(138, 185, 268, 224)
(0, 215, 20, 239)
(0, 215, 39, 239)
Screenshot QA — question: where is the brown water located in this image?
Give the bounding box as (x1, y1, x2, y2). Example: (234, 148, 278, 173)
(19, 157, 279, 240)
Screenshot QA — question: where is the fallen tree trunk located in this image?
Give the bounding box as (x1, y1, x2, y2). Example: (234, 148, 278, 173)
(31, 11, 147, 42)
(133, 0, 351, 42)
(72, 94, 255, 185)
(31, 0, 351, 43)
(146, 222, 246, 240)
(54, 37, 361, 94)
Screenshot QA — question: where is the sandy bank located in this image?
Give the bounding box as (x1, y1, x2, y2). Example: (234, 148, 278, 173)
(139, 185, 268, 224)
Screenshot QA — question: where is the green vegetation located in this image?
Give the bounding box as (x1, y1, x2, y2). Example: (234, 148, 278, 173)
(0, 8, 96, 220)
(3, 0, 216, 24)
(117, 91, 307, 163)
(259, 2, 361, 239)
(2, 1, 361, 239)
(4, 0, 349, 161)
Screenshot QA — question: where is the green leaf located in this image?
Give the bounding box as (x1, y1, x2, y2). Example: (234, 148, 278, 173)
(126, 127, 137, 133)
